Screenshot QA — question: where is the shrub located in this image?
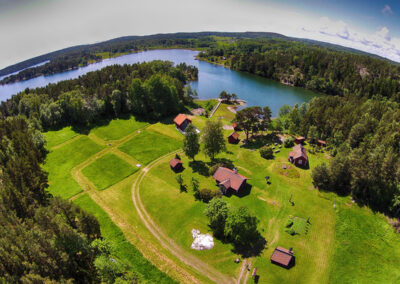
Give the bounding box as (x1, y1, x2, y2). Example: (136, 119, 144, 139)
(260, 146, 273, 159)
(284, 137, 295, 148)
(196, 188, 221, 203)
(285, 218, 294, 228)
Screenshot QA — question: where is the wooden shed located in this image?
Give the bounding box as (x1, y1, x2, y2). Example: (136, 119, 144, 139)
(169, 158, 183, 172)
(270, 246, 295, 268)
(228, 132, 240, 144)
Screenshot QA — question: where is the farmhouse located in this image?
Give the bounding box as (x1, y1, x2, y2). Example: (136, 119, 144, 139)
(295, 136, 306, 144)
(174, 114, 192, 131)
(169, 158, 183, 172)
(213, 167, 247, 194)
(288, 144, 308, 167)
(228, 132, 240, 144)
(317, 140, 326, 147)
(270, 246, 295, 268)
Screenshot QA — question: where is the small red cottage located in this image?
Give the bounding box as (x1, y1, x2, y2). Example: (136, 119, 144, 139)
(232, 122, 240, 131)
(213, 167, 247, 194)
(295, 136, 306, 144)
(228, 132, 240, 144)
(317, 140, 326, 147)
(288, 144, 308, 167)
(270, 246, 295, 268)
(169, 158, 183, 172)
(173, 114, 192, 131)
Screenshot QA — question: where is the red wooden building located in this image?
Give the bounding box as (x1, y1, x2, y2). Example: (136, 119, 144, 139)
(232, 122, 240, 131)
(288, 144, 308, 167)
(295, 136, 306, 144)
(213, 167, 247, 194)
(169, 158, 183, 172)
(317, 140, 326, 147)
(228, 132, 240, 144)
(173, 114, 192, 131)
(270, 246, 295, 268)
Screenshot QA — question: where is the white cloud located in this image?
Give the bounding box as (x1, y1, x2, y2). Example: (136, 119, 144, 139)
(298, 17, 400, 62)
(382, 4, 393, 15)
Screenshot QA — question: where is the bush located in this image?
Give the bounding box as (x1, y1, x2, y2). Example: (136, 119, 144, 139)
(284, 137, 295, 148)
(196, 188, 221, 203)
(285, 218, 294, 228)
(260, 146, 274, 159)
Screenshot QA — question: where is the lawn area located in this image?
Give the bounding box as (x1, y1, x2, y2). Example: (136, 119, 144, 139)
(329, 205, 400, 284)
(44, 126, 79, 149)
(82, 153, 138, 190)
(73, 193, 177, 284)
(44, 136, 105, 199)
(118, 130, 182, 165)
(91, 116, 148, 140)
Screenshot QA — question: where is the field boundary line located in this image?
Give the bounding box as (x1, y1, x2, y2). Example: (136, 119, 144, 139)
(51, 134, 82, 150)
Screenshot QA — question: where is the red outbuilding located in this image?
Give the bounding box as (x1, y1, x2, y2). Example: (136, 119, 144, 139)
(169, 158, 183, 172)
(228, 132, 240, 144)
(173, 114, 192, 131)
(270, 246, 295, 268)
(295, 136, 306, 144)
(317, 140, 326, 147)
(288, 144, 308, 167)
(232, 122, 240, 131)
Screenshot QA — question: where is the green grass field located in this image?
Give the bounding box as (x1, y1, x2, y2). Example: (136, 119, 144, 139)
(91, 116, 148, 140)
(82, 153, 138, 190)
(43, 104, 400, 283)
(73, 193, 177, 284)
(44, 136, 105, 199)
(118, 130, 182, 165)
(44, 126, 79, 149)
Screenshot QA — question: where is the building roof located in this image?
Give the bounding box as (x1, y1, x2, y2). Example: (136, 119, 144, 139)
(228, 132, 240, 140)
(232, 122, 238, 128)
(169, 158, 182, 168)
(317, 140, 326, 145)
(295, 136, 305, 141)
(213, 167, 247, 191)
(270, 246, 294, 267)
(174, 114, 191, 127)
(289, 144, 308, 160)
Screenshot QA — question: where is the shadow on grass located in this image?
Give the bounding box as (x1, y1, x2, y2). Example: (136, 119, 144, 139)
(224, 183, 252, 198)
(208, 158, 235, 169)
(231, 233, 267, 258)
(241, 133, 280, 150)
(189, 161, 210, 176)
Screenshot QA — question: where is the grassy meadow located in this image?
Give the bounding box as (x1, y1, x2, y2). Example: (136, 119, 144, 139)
(42, 104, 400, 283)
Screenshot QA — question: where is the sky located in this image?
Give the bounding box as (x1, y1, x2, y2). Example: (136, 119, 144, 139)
(0, 0, 399, 69)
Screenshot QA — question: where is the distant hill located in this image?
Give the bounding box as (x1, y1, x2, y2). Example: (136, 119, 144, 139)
(0, 31, 396, 77)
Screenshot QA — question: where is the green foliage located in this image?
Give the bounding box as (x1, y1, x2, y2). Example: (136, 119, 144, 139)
(195, 188, 221, 203)
(259, 146, 274, 159)
(175, 174, 184, 186)
(191, 177, 199, 193)
(204, 198, 229, 238)
(183, 124, 200, 160)
(308, 125, 318, 144)
(284, 137, 295, 148)
(201, 120, 226, 160)
(224, 207, 260, 246)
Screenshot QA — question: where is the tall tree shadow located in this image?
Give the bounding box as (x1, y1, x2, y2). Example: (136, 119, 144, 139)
(231, 233, 267, 258)
(189, 160, 210, 176)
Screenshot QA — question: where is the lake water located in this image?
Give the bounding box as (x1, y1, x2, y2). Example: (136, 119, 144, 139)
(0, 49, 318, 116)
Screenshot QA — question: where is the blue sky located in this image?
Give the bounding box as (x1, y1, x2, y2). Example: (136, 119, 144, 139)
(0, 0, 399, 69)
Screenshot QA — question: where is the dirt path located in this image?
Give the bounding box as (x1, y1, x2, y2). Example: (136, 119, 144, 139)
(132, 151, 235, 284)
(209, 100, 222, 118)
(51, 135, 82, 150)
(243, 261, 252, 284)
(236, 259, 247, 284)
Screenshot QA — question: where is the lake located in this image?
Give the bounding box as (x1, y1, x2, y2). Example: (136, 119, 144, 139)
(0, 49, 318, 116)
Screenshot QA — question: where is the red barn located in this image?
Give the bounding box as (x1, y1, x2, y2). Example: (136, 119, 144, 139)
(288, 144, 308, 167)
(232, 122, 240, 131)
(317, 140, 326, 147)
(295, 136, 305, 144)
(174, 114, 192, 131)
(213, 167, 247, 194)
(169, 158, 183, 172)
(270, 246, 295, 268)
(228, 132, 240, 144)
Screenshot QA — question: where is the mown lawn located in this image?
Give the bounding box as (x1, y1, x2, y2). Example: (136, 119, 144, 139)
(118, 130, 182, 165)
(82, 153, 138, 190)
(73, 193, 177, 284)
(91, 116, 148, 140)
(329, 205, 400, 283)
(44, 126, 79, 149)
(44, 136, 104, 199)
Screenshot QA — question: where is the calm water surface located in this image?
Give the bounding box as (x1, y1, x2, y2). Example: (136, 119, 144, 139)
(0, 49, 318, 116)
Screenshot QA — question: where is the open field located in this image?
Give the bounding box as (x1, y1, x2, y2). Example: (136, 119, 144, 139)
(44, 126, 79, 149)
(43, 103, 400, 283)
(73, 193, 176, 283)
(82, 153, 138, 190)
(118, 130, 182, 165)
(91, 116, 149, 141)
(44, 136, 104, 199)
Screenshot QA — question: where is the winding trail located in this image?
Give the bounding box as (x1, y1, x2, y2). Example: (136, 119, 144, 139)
(131, 151, 235, 284)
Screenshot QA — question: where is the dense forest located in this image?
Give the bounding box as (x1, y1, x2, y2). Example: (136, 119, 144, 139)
(0, 118, 140, 282)
(0, 31, 380, 84)
(0, 61, 198, 130)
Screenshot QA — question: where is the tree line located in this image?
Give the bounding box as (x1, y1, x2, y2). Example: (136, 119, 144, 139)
(0, 61, 198, 130)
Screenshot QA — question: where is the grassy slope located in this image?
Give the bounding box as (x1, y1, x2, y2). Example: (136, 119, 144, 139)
(118, 130, 182, 165)
(73, 193, 177, 284)
(91, 116, 149, 141)
(82, 153, 138, 190)
(44, 136, 104, 199)
(44, 126, 79, 149)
